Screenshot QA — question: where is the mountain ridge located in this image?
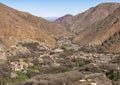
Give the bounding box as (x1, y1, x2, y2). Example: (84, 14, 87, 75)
(55, 2, 120, 34)
(74, 6, 120, 53)
(0, 3, 72, 48)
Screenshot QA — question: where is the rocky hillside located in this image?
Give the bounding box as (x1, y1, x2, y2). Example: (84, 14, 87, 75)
(74, 7, 120, 53)
(54, 14, 73, 31)
(0, 3, 72, 48)
(55, 3, 120, 34)
(0, 2, 120, 85)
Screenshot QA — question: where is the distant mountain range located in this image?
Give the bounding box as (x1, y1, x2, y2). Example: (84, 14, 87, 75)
(44, 17, 58, 21)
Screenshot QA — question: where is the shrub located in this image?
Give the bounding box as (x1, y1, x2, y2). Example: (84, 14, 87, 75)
(0, 72, 29, 84)
(107, 71, 118, 81)
(72, 59, 90, 67)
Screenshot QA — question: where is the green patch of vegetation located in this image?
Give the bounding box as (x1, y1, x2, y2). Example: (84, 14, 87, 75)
(59, 49, 75, 58)
(49, 51, 55, 55)
(26, 66, 42, 78)
(66, 67, 73, 71)
(54, 69, 62, 74)
(17, 72, 29, 81)
(73, 59, 90, 67)
(1, 72, 29, 84)
(21, 42, 40, 51)
(54, 67, 72, 74)
(107, 71, 118, 81)
(61, 46, 68, 53)
(107, 71, 119, 85)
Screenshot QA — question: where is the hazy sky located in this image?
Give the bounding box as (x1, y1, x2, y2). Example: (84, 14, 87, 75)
(0, 0, 120, 17)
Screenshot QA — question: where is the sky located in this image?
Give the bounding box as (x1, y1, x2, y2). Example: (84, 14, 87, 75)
(0, 0, 120, 18)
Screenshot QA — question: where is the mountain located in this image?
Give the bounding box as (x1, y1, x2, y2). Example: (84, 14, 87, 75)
(0, 3, 72, 48)
(74, 7, 120, 53)
(55, 3, 120, 34)
(54, 14, 73, 31)
(1, 2, 120, 85)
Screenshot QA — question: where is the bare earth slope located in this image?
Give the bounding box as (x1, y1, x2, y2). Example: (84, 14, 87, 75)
(55, 3, 120, 34)
(0, 3, 72, 47)
(74, 7, 120, 53)
(54, 14, 73, 31)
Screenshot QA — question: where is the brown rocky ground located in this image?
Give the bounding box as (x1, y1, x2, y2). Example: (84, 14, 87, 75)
(0, 37, 119, 85)
(0, 2, 120, 85)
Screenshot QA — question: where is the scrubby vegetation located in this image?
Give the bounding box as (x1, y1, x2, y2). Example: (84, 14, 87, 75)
(0, 72, 28, 84)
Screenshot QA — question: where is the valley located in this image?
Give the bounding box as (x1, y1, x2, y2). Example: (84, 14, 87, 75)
(0, 2, 120, 85)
